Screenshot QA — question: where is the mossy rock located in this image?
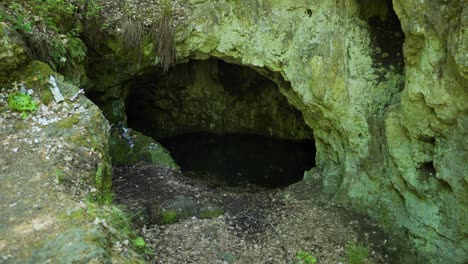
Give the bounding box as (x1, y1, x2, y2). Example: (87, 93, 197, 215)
(30, 227, 111, 264)
(55, 115, 80, 129)
(147, 196, 198, 225)
(166, 196, 197, 220)
(160, 211, 178, 225)
(40, 89, 54, 105)
(109, 128, 180, 170)
(147, 203, 178, 225)
(198, 205, 224, 219)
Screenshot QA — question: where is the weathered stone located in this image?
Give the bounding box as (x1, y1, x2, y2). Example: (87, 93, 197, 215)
(109, 128, 180, 170)
(147, 196, 198, 225)
(1, 0, 466, 262)
(0, 27, 143, 262)
(29, 227, 111, 264)
(84, 1, 466, 262)
(198, 204, 224, 219)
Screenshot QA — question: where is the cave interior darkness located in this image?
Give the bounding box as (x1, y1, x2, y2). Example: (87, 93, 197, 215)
(124, 58, 316, 188)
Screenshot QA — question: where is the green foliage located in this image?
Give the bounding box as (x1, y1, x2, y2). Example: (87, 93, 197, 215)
(346, 242, 370, 264)
(95, 164, 103, 190)
(89, 162, 113, 205)
(49, 32, 87, 71)
(294, 250, 317, 264)
(0, 3, 31, 33)
(85, 202, 149, 258)
(0, 0, 98, 72)
(54, 168, 65, 183)
(55, 115, 80, 129)
(7, 92, 38, 119)
(133, 236, 146, 248)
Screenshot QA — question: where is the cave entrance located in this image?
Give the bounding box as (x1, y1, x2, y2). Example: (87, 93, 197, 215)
(124, 58, 315, 188)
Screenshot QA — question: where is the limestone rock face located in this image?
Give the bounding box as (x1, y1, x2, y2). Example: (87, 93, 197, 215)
(77, 0, 468, 262)
(385, 0, 468, 262)
(0, 23, 143, 262)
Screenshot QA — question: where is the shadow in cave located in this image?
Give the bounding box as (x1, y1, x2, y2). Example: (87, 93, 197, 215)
(124, 58, 316, 188)
(159, 133, 315, 188)
(358, 0, 405, 72)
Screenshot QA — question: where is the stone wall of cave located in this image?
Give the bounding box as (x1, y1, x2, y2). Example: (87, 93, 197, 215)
(124, 59, 314, 141)
(83, 0, 467, 262)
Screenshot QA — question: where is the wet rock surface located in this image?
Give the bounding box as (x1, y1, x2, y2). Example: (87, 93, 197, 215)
(113, 163, 400, 263)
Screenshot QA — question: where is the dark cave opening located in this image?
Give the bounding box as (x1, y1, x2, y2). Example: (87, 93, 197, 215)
(124, 58, 316, 188)
(159, 133, 315, 187)
(358, 0, 405, 71)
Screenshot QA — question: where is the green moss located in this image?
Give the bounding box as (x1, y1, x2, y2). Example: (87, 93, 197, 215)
(55, 115, 80, 129)
(54, 168, 65, 184)
(199, 208, 224, 219)
(40, 89, 53, 105)
(109, 130, 180, 170)
(346, 242, 370, 264)
(295, 250, 317, 264)
(94, 162, 113, 205)
(17, 61, 55, 91)
(160, 211, 178, 225)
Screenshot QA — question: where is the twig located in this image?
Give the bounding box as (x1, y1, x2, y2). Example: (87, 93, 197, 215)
(238, 215, 291, 263)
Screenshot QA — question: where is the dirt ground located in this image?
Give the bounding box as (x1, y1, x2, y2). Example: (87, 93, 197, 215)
(112, 162, 402, 264)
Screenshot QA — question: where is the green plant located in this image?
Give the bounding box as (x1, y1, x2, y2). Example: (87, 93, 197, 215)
(133, 236, 146, 253)
(154, 0, 176, 73)
(7, 92, 38, 119)
(346, 242, 370, 264)
(0, 0, 91, 72)
(54, 168, 65, 183)
(295, 250, 317, 264)
(85, 202, 151, 258)
(90, 162, 113, 205)
(2, 2, 33, 33)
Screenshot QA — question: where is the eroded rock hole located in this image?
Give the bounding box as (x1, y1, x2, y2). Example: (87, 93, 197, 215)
(358, 0, 405, 71)
(124, 59, 315, 187)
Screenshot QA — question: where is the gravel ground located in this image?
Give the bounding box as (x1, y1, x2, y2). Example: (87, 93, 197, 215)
(113, 163, 401, 264)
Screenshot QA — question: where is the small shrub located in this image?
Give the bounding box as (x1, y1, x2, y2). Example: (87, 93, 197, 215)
(1, 0, 92, 72)
(346, 242, 370, 264)
(7, 92, 38, 119)
(133, 236, 146, 252)
(295, 250, 317, 264)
